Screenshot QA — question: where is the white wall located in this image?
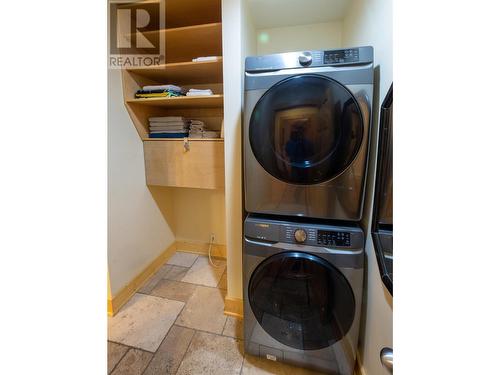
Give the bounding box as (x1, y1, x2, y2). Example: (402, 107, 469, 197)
(342, 1, 393, 375)
(108, 69, 176, 296)
(256, 21, 342, 55)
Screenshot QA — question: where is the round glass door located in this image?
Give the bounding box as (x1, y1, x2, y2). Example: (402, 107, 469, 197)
(248, 252, 355, 350)
(249, 74, 364, 184)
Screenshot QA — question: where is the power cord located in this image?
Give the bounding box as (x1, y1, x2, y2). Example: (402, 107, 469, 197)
(208, 233, 223, 268)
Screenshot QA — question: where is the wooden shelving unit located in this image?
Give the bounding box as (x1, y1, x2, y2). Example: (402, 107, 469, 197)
(120, 0, 224, 190)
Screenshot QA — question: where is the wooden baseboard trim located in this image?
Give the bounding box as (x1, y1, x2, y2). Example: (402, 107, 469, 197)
(175, 240, 226, 258)
(108, 241, 177, 316)
(355, 351, 366, 375)
(224, 296, 243, 319)
(107, 299, 113, 316)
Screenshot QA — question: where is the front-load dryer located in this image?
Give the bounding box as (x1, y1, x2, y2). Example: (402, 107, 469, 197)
(243, 215, 364, 375)
(244, 47, 374, 221)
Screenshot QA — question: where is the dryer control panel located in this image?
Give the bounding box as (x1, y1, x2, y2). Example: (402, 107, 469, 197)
(324, 48, 360, 64)
(245, 46, 373, 72)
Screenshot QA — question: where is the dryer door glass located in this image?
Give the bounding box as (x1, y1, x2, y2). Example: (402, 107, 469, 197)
(248, 251, 355, 350)
(249, 74, 364, 184)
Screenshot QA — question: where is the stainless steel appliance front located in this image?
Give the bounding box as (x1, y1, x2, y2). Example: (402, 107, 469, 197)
(244, 47, 374, 220)
(243, 215, 364, 374)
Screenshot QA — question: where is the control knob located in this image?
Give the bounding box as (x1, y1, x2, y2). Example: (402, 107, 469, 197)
(294, 229, 307, 243)
(298, 52, 312, 66)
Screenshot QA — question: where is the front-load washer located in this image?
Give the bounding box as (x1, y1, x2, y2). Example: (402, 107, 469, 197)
(243, 214, 364, 375)
(244, 47, 374, 221)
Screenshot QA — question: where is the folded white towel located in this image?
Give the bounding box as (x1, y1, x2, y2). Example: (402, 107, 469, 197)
(192, 56, 218, 62)
(186, 89, 213, 96)
(188, 88, 213, 93)
(203, 131, 220, 139)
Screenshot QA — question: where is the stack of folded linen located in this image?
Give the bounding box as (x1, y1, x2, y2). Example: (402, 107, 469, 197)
(187, 120, 220, 139)
(186, 88, 213, 96)
(188, 119, 205, 138)
(148, 116, 189, 138)
(201, 130, 220, 139)
(135, 84, 186, 99)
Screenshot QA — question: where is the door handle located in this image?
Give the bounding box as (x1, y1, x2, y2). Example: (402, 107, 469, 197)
(380, 347, 393, 373)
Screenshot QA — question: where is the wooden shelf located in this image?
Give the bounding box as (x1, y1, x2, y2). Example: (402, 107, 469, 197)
(127, 58, 222, 84)
(138, 23, 222, 63)
(127, 95, 223, 108)
(166, 0, 221, 28)
(117, 0, 221, 29)
(143, 138, 224, 142)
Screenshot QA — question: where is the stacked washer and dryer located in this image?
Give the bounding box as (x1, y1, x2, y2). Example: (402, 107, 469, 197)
(243, 47, 374, 375)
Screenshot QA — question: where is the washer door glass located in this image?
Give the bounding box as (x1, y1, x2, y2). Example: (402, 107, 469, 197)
(249, 74, 364, 184)
(248, 252, 355, 350)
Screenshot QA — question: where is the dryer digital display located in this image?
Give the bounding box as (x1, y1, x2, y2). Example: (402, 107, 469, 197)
(324, 48, 360, 64)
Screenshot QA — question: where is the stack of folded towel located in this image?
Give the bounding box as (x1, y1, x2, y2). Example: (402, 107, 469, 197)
(186, 88, 213, 96)
(188, 119, 205, 138)
(136, 84, 186, 99)
(188, 119, 220, 139)
(201, 130, 221, 139)
(148, 116, 189, 138)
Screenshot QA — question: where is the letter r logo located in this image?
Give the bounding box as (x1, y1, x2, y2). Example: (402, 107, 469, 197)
(116, 8, 155, 49)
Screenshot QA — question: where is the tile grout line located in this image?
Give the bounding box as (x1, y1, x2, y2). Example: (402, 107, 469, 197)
(108, 339, 156, 354)
(139, 350, 155, 375)
(173, 327, 198, 375)
(108, 345, 130, 375)
(221, 313, 229, 335)
(138, 317, 177, 375)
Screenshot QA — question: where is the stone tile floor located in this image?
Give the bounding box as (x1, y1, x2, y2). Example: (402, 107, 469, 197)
(108, 251, 324, 375)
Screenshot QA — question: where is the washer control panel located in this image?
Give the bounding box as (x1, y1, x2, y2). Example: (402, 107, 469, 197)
(284, 226, 317, 244)
(244, 215, 364, 250)
(282, 226, 352, 248)
(317, 230, 351, 247)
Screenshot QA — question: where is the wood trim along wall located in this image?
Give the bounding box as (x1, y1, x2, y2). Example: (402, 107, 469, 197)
(224, 296, 243, 319)
(176, 240, 226, 258)
(355, 351, 367, 375)
(108, 242, 177, 316)
(108, 240, 227, 316)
